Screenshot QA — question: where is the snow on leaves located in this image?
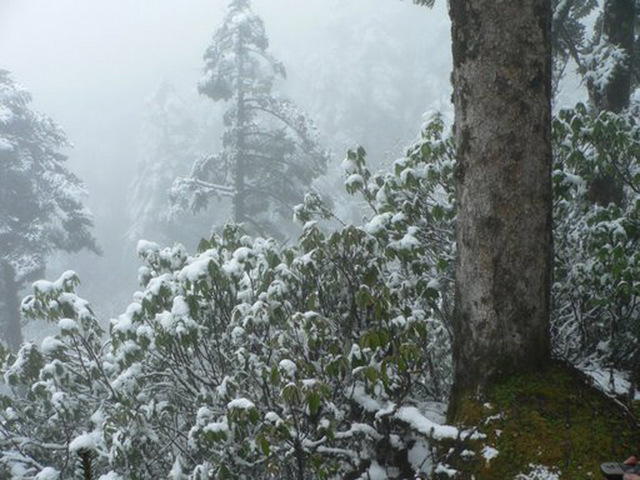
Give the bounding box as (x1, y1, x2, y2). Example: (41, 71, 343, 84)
(0, 114, 457, 479)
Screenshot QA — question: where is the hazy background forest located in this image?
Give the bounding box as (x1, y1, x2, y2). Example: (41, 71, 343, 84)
(1, 0, 459, 329)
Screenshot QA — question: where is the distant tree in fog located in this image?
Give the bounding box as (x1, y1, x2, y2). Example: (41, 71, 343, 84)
(129, 82, 215, 247)
(295, 2, 447, 167)
(171, 0, 330, 239)
(0, 70, 98, 350)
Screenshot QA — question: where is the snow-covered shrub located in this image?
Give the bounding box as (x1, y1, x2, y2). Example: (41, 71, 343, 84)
(552, 104, 640, 389)
(0, 116, 457, 479)
(0, 272, 108, 478)
(3, 105, 637, 478)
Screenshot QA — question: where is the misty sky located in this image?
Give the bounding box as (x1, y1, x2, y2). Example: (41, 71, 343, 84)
(0, 0, 452, 321)
(0, 0, 584, 326)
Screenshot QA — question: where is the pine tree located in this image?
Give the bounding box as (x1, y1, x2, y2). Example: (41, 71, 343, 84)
(0, 70, 98, 349)
(172, 0, 330, 239)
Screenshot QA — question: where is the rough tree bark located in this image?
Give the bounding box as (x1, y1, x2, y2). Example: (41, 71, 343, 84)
(448, 0, 553, 414)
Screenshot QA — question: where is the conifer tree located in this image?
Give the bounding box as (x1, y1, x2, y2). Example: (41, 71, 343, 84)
(172, 0, 330, 238)
(0, 70, 98, 349)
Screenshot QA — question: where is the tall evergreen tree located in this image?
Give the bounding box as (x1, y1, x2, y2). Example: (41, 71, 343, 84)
(172, 0, 330, 238)
(0, 70, 98, 349)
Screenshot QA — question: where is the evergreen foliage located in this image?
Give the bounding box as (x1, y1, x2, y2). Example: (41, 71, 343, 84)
(0, 70, 98, 284)
(171, 0, 330, 239)
(0, 69, 98, 353)
(552, 104, 640, 382)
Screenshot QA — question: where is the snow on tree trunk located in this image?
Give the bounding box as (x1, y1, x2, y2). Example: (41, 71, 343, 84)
(448, 0, 553, 408)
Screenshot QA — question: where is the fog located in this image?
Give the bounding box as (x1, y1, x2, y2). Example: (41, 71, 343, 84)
(0, 0, 452, 329)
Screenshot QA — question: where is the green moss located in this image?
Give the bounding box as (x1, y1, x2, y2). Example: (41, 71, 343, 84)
(444, 362, 640, 479)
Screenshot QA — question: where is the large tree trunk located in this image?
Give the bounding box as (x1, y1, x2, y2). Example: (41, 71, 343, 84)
(0, 260, 23, 351)
(448, 0, 553, 414)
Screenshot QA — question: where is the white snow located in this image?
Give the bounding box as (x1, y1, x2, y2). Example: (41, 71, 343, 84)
(0, 137, 13, 151)
(98, 473, 123, 480)
(279, 359, 297, 377)
(58, 318, 78, 332)
(233, 247, 252, 262)
(335, 423, 382, 441)
(362, 461, 387, 480)
(434, 463, 458, 477)
(169, 457, 184, 480)
(407, 439, 432, 474)
(35, 468, 60, 480)
(345, 173, 364, 188)
(112, 302, 141, 334)
(391, 229, 420, 251)
(177, 253, 214, 284)
(33, 279, 57, 293)
(395, 406, 459, 440)
(515, 464, 560, 480)
(137, 239, 160, 257)
(204, 420, 229, 434)
(365, 213, 391, 235)
(580, 363, 640, 400)
(482, 445, 499, 463)
(265, 411, 282, 425)
(69, 431, 100, 452)
(216, 376, 231, 398)
(41, 336, 64, 355)
(171, 296, 190, 316)
(227, 398, 255, 410)
(351, 384, 382, 412)
(341, 156, 358, 174)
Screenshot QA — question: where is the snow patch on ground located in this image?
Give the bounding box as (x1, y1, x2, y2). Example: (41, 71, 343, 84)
(434, 463, 458, 477)
(515, 464, 560, 480)
(482, 445, 499, 463)
(579, 362, 640, 400)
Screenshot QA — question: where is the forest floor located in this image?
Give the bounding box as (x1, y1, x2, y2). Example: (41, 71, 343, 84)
(439, 361, 640, 479)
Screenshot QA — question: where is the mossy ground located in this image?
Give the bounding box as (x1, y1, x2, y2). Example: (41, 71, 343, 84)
(440, 362, 640, 479)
